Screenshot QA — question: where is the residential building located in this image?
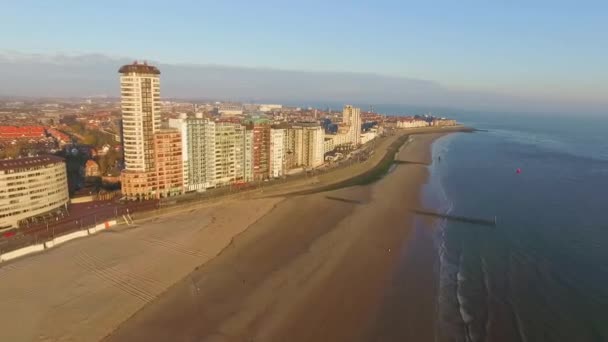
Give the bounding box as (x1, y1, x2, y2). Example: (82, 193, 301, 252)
(0, 126, 46, 140)
(323, 137, 335, 154)
(325, 131, 351, 148)
(342, 105, 362, 146)
(269, 128, 285, 178)
(431, 119, 457, 127)
(243, 129, 254, 182)
(119, 61, 161, 172)
(283, 128, 296, 170)
(213, 122, 246, 186)
(119, 61, 162, 199)
(85, 159, 100, 177)
(395, 117, 428, 128)
(292, 123, 325, 168)
(0, 156, 69, 229)
(169, 114, 216, 191)
(258, 104, 283, 112)
(217, 104, 243, 116)
(251, 121, 271, 181)
(360, 131, 378, 145)
(153, 130, 183, 198)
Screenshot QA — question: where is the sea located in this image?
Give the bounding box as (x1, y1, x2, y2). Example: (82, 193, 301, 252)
(417, 111, 608, 342)
(306, 103, 608, 341)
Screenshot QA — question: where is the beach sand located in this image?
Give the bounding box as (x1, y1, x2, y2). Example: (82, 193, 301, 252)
(104, 133, 446, 342)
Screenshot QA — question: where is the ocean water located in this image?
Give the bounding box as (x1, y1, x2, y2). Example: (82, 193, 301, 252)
(425, 113, 608, 342)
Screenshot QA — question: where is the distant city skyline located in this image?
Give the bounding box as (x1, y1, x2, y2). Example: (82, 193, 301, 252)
(1, 1, 607, 114)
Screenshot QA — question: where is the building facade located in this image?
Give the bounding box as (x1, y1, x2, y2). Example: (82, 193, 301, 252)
(119, 61, 162, 199)
(213, 122, 246, 186)
(396, 118, 428, 128)
(243, 129, 254, 182)
(119, 62, 161, 172)
(269, 128, 285, 178)
(85, 159, 100, 177)
(342, 105, 362, 146)
(292, 123, 325, 168)
(153, 130, 183, 198)
(0, 156, 69, 229)
(323, 137, 335, 154)
(169, 114, 216, 192)
(251, 122, 271, 181)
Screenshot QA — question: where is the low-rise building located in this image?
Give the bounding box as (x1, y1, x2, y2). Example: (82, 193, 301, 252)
(0, 155, 69, 229)
(217, 104, 243, 116)
(360, 131, 378, 145)
(0, 126, 46, 140)
(85, 159, 100, 177)
(395, 118, 429, 128)
(431, 119, 457, 127)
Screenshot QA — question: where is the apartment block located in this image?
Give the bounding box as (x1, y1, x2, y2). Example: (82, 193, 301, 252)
(292, 123, 325, 168)
(0, 156, 69, 229)
(269, 128, 285, 178)
(153, 130, 183, 198)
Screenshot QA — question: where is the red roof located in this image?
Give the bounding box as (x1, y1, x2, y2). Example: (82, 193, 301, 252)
(0, 126, 46, 139)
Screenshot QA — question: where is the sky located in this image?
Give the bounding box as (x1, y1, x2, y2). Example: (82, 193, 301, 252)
(1, 0, 606, 113)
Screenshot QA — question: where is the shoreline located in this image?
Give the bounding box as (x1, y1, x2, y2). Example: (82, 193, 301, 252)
(103, 132, 454, 342)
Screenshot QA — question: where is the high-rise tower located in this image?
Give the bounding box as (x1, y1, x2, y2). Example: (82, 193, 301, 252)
(119, 61, 163, 200)
(119, 61, 161, 172)
(343, 105, 361, 146)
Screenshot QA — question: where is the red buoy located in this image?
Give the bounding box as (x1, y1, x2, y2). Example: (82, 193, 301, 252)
(516, 168, 521, 174)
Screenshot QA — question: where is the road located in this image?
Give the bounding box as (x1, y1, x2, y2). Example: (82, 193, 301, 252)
(0, 199, 158, 253)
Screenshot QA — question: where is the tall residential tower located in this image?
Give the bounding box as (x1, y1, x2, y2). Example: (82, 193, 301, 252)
(119, 62, 161, 171)
(343, 105, 361, 146)
(119, 62, 163, 200)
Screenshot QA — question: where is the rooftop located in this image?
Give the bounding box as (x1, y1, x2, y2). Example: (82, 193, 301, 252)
(0, 155, 65, 171)
(118, 61, 160, 75)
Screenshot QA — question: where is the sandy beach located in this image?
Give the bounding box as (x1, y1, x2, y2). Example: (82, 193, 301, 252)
(104, 132, 447, 342)
(0, 130, 454, 342)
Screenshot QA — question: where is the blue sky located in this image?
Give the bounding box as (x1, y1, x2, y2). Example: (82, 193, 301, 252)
(1, 0, 607, 106)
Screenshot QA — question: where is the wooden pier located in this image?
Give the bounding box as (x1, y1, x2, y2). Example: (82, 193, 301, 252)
(412, 209, 497, 227)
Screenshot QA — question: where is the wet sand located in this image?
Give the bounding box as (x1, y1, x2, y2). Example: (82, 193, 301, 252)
(104, 133, 447, 342)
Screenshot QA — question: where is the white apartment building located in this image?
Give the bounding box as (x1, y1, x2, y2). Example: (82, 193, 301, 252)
(360, 131, 378, 145)
(269, 128, 285, 178)
(396, 119, 428, 128)
(323, 137, 335, 154)
(258, 104, 283, 112)
(0, 156, 69, 229)
(292, 123, 325, 168)
(168, 114, 216, 191)
(217, 104, 243, 116)
(325, 132, 351, 148)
